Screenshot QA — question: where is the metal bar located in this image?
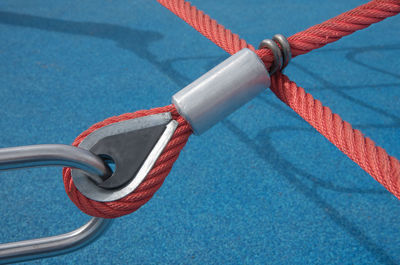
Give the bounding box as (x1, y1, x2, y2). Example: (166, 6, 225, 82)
(0, 144, 111, 183)
(0, 144, 113, 263)
(0, 218, 111, 264)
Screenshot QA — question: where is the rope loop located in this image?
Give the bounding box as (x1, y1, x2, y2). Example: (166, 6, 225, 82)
(157, 0, 400, 201)
(64, 0, 400, 217)
(63, 105, 193, 218)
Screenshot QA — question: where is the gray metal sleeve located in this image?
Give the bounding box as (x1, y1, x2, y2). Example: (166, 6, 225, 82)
(172, 48, 270, 134)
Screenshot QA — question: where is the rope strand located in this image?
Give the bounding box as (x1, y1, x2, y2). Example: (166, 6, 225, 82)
(63, 105, 192, 218)
(157, 0, 254, 55)
(157, 0, 400, 71)
(270, 73, 400, 199)
(65, 0, 400, 218)
(157, 0, 400, 199)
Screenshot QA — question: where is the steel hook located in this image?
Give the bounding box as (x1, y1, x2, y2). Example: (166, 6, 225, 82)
(0, 144, 112, 264)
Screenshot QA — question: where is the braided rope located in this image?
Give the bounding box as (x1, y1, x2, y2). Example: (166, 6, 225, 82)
(288, 0, 400, 57)
(157, 0, 400, 70)
(270, 73, 400, 199)
(65, 0, 400, 218)
(63, 105, 192, 218)
(156, 0, 254, 55)
(257, 0, 400, 68)
(157, 0, 400, 199)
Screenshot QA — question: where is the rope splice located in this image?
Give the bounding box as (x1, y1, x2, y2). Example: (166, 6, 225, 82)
(65, 0, 400, 218)
(65, 48, 272, 217)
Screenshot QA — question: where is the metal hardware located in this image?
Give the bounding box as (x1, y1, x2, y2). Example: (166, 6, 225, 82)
(259, 34, 291, 74)
(0, 144, 112, 263)
(71, 112, 178, 202)
(0, 144, 111, 184)
(172, 48, 270, 135)
(0, 218, 110, 264)
(272, 34, 291, 70)
(258, 39, 282, 75)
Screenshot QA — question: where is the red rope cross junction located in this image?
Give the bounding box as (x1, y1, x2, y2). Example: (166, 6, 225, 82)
(63, 0, 400, 218)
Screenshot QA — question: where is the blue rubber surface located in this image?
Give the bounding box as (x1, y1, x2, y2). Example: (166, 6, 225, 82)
(0, 0, 400, 264)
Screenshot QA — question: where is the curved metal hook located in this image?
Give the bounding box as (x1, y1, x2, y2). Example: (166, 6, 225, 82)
(0, 144, 113, 263)
(0, 144, 111, 183)
(0, 217, 111, 264)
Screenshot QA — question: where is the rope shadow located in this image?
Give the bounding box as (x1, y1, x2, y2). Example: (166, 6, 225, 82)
(223, 119, 397, 265)
(0, 11, 219, 88)
(346, 45, 400, 79)
(248, 124, 387, 194)
(257, 96, 400, 130)
(291, 61, 400, 124)
(314, 44, 400, 80)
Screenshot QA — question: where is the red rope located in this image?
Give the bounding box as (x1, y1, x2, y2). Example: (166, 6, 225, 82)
(157, 0, 400, 199)
(271, 73, 400, 199)
(156, 0, 254, 55)
(63, 105, 192, 218)
(157, 0, 400, 70)
(64, 0, 400, 218)
(258, 0, 400, 69)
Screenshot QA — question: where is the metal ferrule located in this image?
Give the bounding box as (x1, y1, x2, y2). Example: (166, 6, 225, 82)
(172, 48, 270, 135)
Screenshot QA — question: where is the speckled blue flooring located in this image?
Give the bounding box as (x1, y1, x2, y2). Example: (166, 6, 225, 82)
(0, 0, 400, 264)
